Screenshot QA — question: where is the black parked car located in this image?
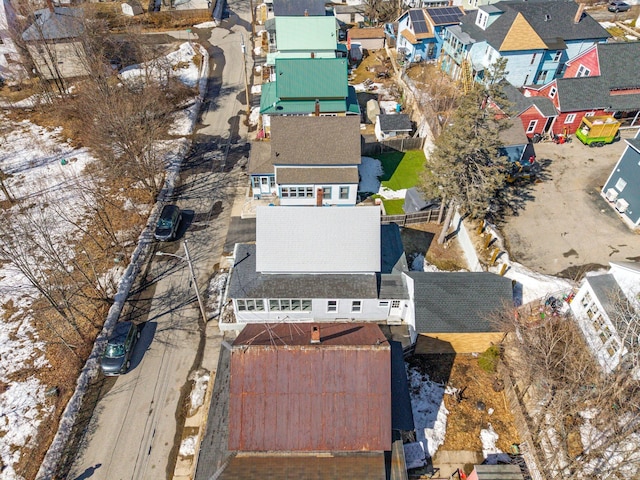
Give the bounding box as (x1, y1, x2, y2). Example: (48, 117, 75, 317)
(608, 1, 630, 12)
(100, 322, 140, 376)
(154, 204, 182, 241)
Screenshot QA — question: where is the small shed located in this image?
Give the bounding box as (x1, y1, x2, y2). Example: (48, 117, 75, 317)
(122, 0, 144, 16)
(375, 113, 412, 141)
(403, 187, 433, 214)
(348, 27, 386, 51)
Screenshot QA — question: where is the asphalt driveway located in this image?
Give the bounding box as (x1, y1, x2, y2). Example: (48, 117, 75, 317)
(501, 129, 640, 279)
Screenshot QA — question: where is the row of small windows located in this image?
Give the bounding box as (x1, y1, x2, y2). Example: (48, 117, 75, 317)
(237, 299, 401, 313)
(280, 186, 350, 199)
(579, 291, 621, 358)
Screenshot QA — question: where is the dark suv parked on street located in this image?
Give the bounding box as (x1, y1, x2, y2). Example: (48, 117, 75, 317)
(154, 204, 182, 241)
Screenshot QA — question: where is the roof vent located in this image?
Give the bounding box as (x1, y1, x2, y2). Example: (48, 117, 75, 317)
(311, 325, 321, 344)
(544, 14, 550, 21)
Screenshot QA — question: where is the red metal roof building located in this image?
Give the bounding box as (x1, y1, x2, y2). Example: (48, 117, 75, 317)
(228, 323, 392, 453)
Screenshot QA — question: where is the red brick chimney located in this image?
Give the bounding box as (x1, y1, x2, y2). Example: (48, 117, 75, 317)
(311, 325, 321, 344)
(316, 188, 323, 206)
(314, 99, 320, 116)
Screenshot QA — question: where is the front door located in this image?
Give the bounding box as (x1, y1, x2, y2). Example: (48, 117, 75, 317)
(389, 300, 403, 318)
(260, 176, 271, 194)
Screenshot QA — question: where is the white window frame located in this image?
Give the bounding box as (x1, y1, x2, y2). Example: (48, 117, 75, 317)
(322, 186, 332, 198)
(553, 50, 562, 62)
(548, 86, 557, 98)
(351, 300, 362, 313)
(269, 299, 312, 311)
(391, 300, 401, 308)
(237, 299, 265, 311)
(564, 114, 576, 124)
(339, 186, 350, 199)
(577, 65, 590, 77)
(526, 120, 538, 133)
(327, 300, 337, 312)
(378, 301, 389, 307)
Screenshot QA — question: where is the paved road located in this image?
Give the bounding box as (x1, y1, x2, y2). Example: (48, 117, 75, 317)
(66, 4, 252, 478)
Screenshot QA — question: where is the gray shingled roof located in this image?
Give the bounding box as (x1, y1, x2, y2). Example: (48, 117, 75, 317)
(276, 166, 359, 184)
(272, 0, 327, 16)
(556, 42, 640, 112)
(500, 82, 557, 117)
(378, 114, 412, 132)
(500, 117, 528, 147)
(22, 7, 84, 41)
(271, 115, 361, 166)
(248, 141, 274, 175)
(408, 272, 514, 333)
(459, 0, 609, 52)
(228, 244, 379, 299)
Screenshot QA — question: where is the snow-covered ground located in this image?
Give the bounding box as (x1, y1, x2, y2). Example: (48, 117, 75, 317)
(0, 42, 201, 479)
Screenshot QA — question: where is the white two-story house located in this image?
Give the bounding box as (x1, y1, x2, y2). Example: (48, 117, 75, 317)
(249, 115, 361, 206)
(226, 206, 410, 325)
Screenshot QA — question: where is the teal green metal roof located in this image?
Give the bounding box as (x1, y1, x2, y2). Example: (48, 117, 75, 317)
(266, 50, 335, 66)
(260, 84, 360, 115)
(275, 58, 348, 99)
(275, 16, 338, 52)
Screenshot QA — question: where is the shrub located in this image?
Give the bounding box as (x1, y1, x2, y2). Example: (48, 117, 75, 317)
(478, 345, 501, 373)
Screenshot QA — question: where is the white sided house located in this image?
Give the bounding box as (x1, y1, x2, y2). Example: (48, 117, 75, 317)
(226, 206, 410, 325)
(570, 261, 640, 378)
(249, 115, 361, 206)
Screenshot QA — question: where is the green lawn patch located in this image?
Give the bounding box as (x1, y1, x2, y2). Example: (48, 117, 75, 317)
(375, 150, 426, 191)
(382, 198, 405, 215)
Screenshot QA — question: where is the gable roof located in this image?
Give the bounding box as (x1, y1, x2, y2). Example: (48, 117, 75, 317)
(228, 323, 391, 452)
(22, 7, 84, 41)
(256, 206, 381, 273)
(218, 454, 386, 479)
(409, 272, 514, 333)
(459, 0, 609, 53)
(275, 16, 337, 52)
(275, 58, 348, 99)
(270, 115, 361, 165)
(272, 0, 326, 17)
(500, 82, 557, 117)
(248, 141, 274, 175)
(378, 113, 412, 132)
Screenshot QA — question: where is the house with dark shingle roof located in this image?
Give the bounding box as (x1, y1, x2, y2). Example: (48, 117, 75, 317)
(259, 57, 359, 136)
(21, 6, 89, 81)
(272, 0, 327, 17)
(601, 130, 640, 229)
(375, 113, 413, 141)
(218, 322, 391, 479)
(493, 81, 557, 139)
(569, 262, 640, 378)
(248, 115, 361, 204)
(405, 271, 514, 353)
(521, 42, 640, 136)
(396, 6, 464, 63)
(440, 0, 609, 88)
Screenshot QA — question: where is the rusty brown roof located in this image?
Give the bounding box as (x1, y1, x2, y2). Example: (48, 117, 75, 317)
(218, 453, 387, 479)
(229, 323, 392, 452)
(349, 27, 385, 39)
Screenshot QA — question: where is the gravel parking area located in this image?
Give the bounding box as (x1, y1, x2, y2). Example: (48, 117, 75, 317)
(501, 129, 640, 279)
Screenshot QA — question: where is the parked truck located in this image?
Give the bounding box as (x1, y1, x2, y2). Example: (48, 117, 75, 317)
(575, 114, 621, 147)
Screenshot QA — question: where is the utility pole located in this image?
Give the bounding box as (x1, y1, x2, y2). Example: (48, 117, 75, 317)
(240, 33, 251, 118)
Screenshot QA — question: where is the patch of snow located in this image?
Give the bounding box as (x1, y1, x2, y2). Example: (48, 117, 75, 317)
(249, 107, 260, 127)
(179, 436, 198, 457)
(378, 186, 407, 199)
(188, 369, 210, 414)
(358, 156, 383, 193)
(193, 21, 217, 28)
(379, 100, 399, 114)
(599, 21, 616, 28)
(407, 365, 449, 458)
(251, 85, 262, 95)
(120, 42, 200, 89)
(480, 424, 511, 464)
(500, 261, 573, 306)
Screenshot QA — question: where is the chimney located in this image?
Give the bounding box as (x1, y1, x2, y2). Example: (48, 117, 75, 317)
(311, 51, 315, 59)
(574, 3, 585, 23)
(46, 0, 55, 13)
(314, 99, 320, 116)
(316, 187, 323, 206)
(311, 325, 321, 344)
(304, 8, 309, 16)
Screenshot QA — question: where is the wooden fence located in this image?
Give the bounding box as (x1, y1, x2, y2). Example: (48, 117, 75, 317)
(361, 136, 425, 156)
(381, 208, 441, 226)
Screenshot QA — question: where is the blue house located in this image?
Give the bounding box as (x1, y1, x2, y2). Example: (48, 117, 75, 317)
(440, 0, 610, 87)
(601, 131, 640, 230)
(396, 6, 464, 63)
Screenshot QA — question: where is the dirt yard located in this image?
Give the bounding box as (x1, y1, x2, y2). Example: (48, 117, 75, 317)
(409, 354, 520, 453)
(400, 222, 469, 271)
(500, 132, 640, 279)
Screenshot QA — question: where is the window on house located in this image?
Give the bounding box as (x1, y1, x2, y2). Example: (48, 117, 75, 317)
(592, 315, 605, 331)
(269, 177, 275, 188)
(237, 299, 265, 311)
(339, 186, 349, 199)
(523, 75, 530, 85)
(599, 327, 612, 343)
(351, 300, 362, 313)
(269, 299, 312, 311)
(327, 300, 337, 312)
(549, 87, 557, 98)
(587, 307, 597, 319)
(391, 300, 401, 308)
(606, 339, 620, 357)
(577, 65, 590, 77)
(564, 114, 576, 124)
(530, 53, 537, 65)
(615, 178, 627, 191)
(581, 292, 592, 308)
(526, 120, 538, 133)
(252, 177, 260, 188)
(379, 301, 389, 307)
(553, 50, 562, 62)
(280, 187, 314, 198)
(322, 186, 332, 198)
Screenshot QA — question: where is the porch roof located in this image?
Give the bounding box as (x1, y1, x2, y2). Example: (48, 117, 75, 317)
(248, 141, 274, 175)
(276, 166, 359, 184)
